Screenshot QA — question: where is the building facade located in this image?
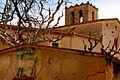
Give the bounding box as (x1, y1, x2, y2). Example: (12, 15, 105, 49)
(55, 2, 120, 52)
(0, 2, 120, 80)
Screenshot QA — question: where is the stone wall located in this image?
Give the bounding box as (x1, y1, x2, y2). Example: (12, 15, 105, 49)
(102, 20, 120, 48)
(0, 44, 117, 80)
(65, 2, 98, 25)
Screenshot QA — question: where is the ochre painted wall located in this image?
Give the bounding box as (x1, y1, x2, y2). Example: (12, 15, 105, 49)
(0, 45, 114, 80)
(60, 35, 102, 52)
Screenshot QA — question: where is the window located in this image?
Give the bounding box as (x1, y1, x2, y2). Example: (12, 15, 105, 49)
(52, 43, 59, 47)
(71, 12, 74, 24)
(115, 26, 117, 30)
(79, 10, 83, 17)
(112, 31, 115, 33)
(79, 10, 83, 22)
(106, 23, 108, 27)
(80, 17, 83, 23)
(92, 11, 94, 20)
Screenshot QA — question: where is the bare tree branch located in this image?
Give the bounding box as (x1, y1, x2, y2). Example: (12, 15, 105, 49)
(0, 0, 71, 46)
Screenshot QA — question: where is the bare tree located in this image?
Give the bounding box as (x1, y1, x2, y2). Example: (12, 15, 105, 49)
(0, 0, 72, 46)
(82, 35, 102, 54)
(82, 34, 120, 56)
(100, 37, 120, 64)
(82, 35, 120, 64)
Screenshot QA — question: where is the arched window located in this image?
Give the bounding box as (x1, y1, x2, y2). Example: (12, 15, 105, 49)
(79, 10, 83, 23)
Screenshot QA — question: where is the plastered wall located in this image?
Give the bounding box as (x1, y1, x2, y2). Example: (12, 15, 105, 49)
(0, 45, 115, 80)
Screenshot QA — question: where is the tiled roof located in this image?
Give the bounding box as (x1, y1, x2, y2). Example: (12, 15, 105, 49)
(55, 18, 120, 29)
(0, 18, 119, 40)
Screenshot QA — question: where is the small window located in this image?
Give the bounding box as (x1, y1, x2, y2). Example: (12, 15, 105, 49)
(79, 10, 83, 17)
(52, 43, 59, 47)
(92, 11, 94, 20)
(71, 12, 74, 24)
(106, 23, 108, 27)
(112, 31, 115, 33)
(115, 26, 117, 30)
(79, 10, 83, 23)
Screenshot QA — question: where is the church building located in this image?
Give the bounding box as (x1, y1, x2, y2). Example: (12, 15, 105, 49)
(53, 1, 120, 52)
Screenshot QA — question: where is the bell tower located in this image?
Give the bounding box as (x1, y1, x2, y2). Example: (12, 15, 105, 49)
(65, 1, 98, 25)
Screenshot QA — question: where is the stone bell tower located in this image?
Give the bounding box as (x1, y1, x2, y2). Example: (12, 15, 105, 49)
(65, 1, 98, 25)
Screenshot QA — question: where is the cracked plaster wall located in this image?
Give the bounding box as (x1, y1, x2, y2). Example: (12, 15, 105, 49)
(0, 46, 115, 80)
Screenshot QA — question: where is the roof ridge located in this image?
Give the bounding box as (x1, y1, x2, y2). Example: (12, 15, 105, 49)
(55, 18, 119, 29)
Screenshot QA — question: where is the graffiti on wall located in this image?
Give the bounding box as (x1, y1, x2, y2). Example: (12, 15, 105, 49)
(15, 48, 38, 77)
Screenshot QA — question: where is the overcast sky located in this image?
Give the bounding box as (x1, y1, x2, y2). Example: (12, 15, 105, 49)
(72, 0, 120, 20)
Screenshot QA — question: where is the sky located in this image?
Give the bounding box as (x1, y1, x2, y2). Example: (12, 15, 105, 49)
(58, 0, 120, 26)
(72, 0, 120, 20)
(0, 0, 120, 26)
